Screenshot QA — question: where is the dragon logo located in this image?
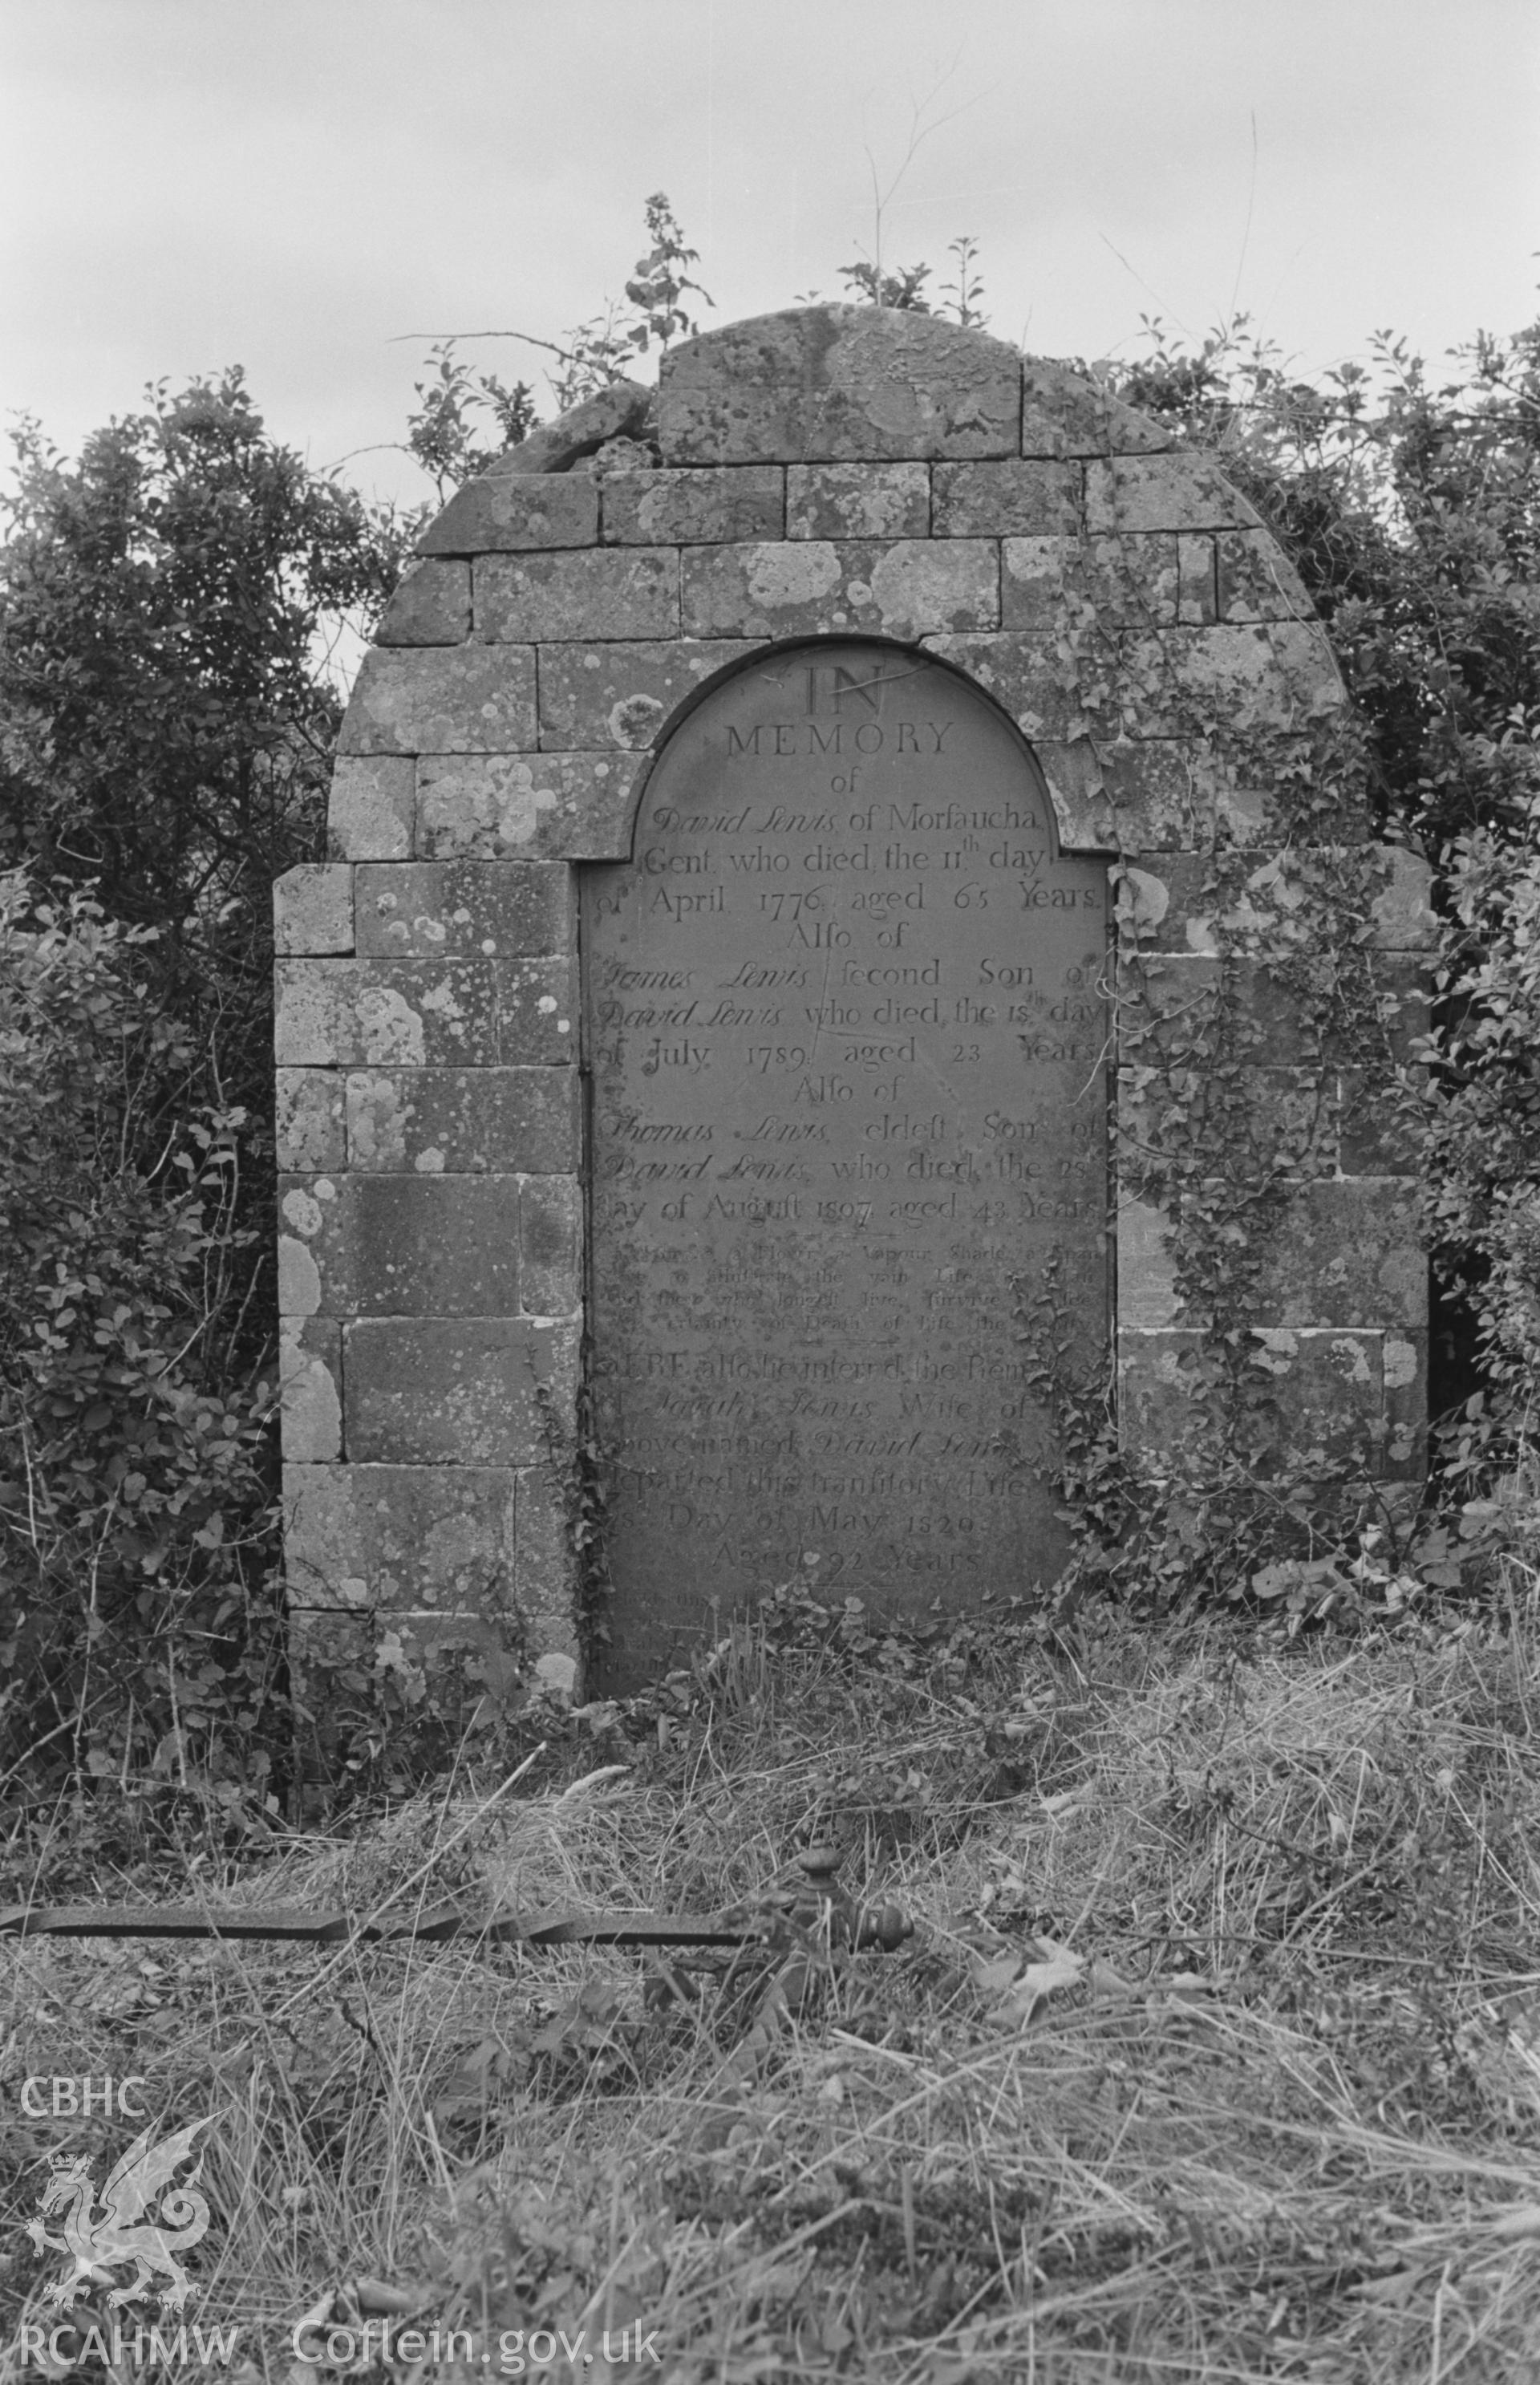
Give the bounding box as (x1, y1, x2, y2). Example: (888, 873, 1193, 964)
(26, 2116, 213, 2310)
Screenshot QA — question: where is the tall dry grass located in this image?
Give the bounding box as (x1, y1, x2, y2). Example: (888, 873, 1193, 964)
(6, 1597, 1540, 2380)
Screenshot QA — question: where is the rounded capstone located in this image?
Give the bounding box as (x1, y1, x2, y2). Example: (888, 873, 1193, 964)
(657, 304, 1023, 464)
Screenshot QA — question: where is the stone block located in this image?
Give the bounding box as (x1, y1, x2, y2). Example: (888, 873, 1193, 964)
(1123, 847, 1422, 959)
(1111, 854, 1194, 947)
(1118, 952, 1422, 1071)
(1115, 1328, 1209, 1459)
(1092, 738, 1303, 850)
(283, 1464, 372, 1609)
(289, 1604, 372, 1670)
(287, 1604, 371, 1803)
(277, 1069, 346, 1172)
(1118, 1065, 1339, 1181)
(377, 1611, 528, 1716)
(475, 549, 679, 643)
(578, 436, 658, 479)
(464, 379, 649, 479)
(1338, 1070, 1418, 1174)
(1120, 851, 1329, 959)
(683, 539, 999, 639)
(602, 465, 784, 544)
(1116, 1176, 1424, 1335)
(1084, 456, 1266, 535)
(338, 647, 537, 755)
(1252, 1178, 1424, 1328)
(274, 868, 355, 959)
(658, 304, 1022, 463)
(1250, 1328, 1400, 1473)
(278, 1221, 331, 1335)
(931, 460, 1082, 537)
(274, 958, 500, 1067)
(415, 751, 642, 859)
(1184, 622, 1347, 732)
(520, 1174, 582, 1314)
(275, 955, 573, 1069)
(1116, 953, 1282, 1067)
(1214, 529, 1311, 623)
(355, 861, 573, 959)
(280, 1316, 342, 1462)
(1371, 961, 1432, 1065)
(346, 1066, 580, 1174)
(537, 639, 760, 750)
(1075, 624, 1344, 740)
(1035, 736, 1280, 852)
(496, 957, 578, 1062)
(785, 462, 930, 539)
(1001, 534, 1179, 631)
(1369, 846, 1438, 950)
(922, 634, 1080, 742)
(329, 756, 415, 861)
(1019, 359, 1173, 457)
(1177, 535, 1218, 625)
(288, 1608, 372, 1710)
(516, 1461, 571, 1608)
(285, 1461, 521, 1612)
(280, 1171, 524, 1316)
(343, 1316, 578, 1465)
(1120, 1325, 1394, 1474)
(1032, 740, 1112, 851)
(1383, 1330, 1427, 1478)
(1117, 1199, 1179, 1328)
(370, 1466, 521, 1612)
(377, 560, 471, 646)
(274, 863, 354, 955)
(417, 473, 599, 556)
(278, 1181, 330, 1316)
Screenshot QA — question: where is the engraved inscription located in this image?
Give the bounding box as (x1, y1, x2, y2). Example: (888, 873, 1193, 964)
(582, 641, 1109, 1689)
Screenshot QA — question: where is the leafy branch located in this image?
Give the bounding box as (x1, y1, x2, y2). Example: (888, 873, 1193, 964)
(399, 193, 712, 497)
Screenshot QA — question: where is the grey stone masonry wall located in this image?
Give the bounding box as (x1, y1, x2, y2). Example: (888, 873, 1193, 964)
(276, 306, 1432, 1762)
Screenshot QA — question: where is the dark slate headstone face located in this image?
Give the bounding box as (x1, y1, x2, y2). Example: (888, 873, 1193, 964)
(582, 640, 1108, 1689)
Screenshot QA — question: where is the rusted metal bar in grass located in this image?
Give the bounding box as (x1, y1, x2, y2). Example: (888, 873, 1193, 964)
(0, 1851, 913, 1957)
(0, 1904, 356, 1942)
(0, 1903, 761, 1948)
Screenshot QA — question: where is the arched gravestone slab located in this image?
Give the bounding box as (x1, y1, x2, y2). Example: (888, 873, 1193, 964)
(583, 640, 1108, 1689)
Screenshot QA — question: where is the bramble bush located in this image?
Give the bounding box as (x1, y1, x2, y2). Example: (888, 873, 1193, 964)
(0, 374, 403, 1836)
(0, 873, 283, 1844)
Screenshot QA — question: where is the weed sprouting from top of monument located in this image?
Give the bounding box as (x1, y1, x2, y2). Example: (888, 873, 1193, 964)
(401, 193, 712, 498)
(835, 225, 990, 322)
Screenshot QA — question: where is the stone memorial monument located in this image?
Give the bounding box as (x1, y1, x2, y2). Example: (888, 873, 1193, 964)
(274, 306, 1433, 1746)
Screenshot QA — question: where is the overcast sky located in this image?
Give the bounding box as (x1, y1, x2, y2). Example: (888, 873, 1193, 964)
(2, 0, 1537, 509)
